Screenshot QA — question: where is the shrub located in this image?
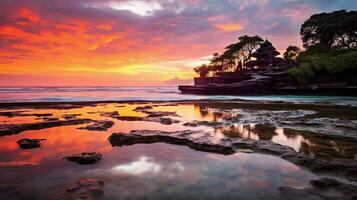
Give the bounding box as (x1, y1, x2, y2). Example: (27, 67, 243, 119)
(289, 50, 357, 84)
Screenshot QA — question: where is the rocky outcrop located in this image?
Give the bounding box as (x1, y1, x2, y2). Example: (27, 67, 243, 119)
(0, 119, 92, 136)
(210, 108, 357, 140)
(63, 152, 102, 164)
(78, 120, 114, 131)
(115, 115, 180, 125)
(142, 110, 180, 118)
(62, 114, 81, 119)
(48, 178, 104, 200)
(133, 105, 180, 118)
(17, 138, 46, 149)
(183, 120, 224, 128)
(108, 130, 357, 182)
(109, 130, 235, 154)
(280, 177, 357, 200)
(157, 118, 179, 125)
(100, 111, 120, 119)
(133, 105, 153, 111)
(0, 111, 53, 118)
(38, 117, 59, 121)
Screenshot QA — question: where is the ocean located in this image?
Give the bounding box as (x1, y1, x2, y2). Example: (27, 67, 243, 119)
(0, 86, 356, 106)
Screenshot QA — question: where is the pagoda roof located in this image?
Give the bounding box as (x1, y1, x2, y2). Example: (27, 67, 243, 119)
(251, 40, 280, 57)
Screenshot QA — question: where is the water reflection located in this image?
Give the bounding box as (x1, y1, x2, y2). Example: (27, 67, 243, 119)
(93, 144, 316, 200)
(1, 102, 356, 164)
(0, 102, 355, 199)
(112, 156, 161, 175)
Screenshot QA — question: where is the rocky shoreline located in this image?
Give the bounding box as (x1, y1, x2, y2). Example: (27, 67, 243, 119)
(1, 100, 357, 199)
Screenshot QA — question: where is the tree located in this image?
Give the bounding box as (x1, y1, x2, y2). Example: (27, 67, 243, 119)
(193, 64, 210, 77)
(300, 10, 357, 50)
(223, 35, 263, 71)
(209, 53, 224, 73)
(288, 50, 357, 84)
(283, 45, 301, 65)
(238, 35, 264, 66)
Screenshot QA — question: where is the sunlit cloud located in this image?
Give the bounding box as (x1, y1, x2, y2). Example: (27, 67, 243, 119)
(0, 0, 356, 86)
(107, 0, 162, 16)
(214, 23, 244, 31)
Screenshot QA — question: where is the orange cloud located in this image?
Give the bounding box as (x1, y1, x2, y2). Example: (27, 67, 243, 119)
(1, 0, 323, 86)
(214, 23, 244, 31)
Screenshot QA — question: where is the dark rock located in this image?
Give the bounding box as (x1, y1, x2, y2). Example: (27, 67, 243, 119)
(282, 154, 357, 181)
(280, 177, 357, 200)
(78, 120, 114, 131)
(63, 152, 102, 164)
(48, 177, 104, 200)
(39, 117, 59, 121)
(116, 115, 180, 125)
(17, 138, 46, 149)
(133, 105, 153, 111)
(116, 116, 144, 121)
(0, 119, 92, 136)
(100, 111, 120, 119)
(183, 120, 224, 128)
(0, 111, 53, 118)
(109, 130, 235, 155)
(133, 105, 180, 118)
(0, 111, 25, 117)
(158, 118, 177, 125)
(143, 111, 179, 118)
(62, 114, 81, 119)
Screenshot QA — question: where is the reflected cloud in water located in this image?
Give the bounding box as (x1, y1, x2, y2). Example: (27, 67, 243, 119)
(112, 157, 161, 175)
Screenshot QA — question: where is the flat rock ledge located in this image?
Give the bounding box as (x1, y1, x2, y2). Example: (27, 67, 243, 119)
(100, 109, 180, 125)
(109, 130, 235, 154)
(0, 119, 93, 136)
(280, 177, 357, 200)
(100, 111, 120, 119)
(78, 120, 114, 131)
(115, 116, 180, 125)
(108, 130, 357, 182)
(183, 120, 225, 128)
(48, 177, 104, 200)
(17, 138, 46, 149)
(63, 152, 102, 165)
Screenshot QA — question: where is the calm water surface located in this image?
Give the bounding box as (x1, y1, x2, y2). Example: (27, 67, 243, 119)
(0, 102, 355, 199)
(1, 86, 357, 106)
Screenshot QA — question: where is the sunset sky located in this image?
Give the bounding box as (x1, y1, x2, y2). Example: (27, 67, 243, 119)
(1, 0, 356, 86)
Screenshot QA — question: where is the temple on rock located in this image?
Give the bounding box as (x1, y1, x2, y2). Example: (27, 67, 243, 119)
(245, 40, 284, 70)
(181, 39, 289, 88)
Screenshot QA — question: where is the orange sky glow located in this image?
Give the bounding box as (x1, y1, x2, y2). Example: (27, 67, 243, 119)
(0, 0, 354, 86)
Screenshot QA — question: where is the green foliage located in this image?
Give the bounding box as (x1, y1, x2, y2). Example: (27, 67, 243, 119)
(289, 50, 357, 83)
(288, 63, 315, 84)
(300, 10, 357, 50)
(283, 45, 301, 65)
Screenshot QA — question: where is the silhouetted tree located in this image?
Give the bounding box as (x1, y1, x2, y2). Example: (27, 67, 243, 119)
(283, 45, 301, 65)
(209, 53, 224, 73)
(224, 35, 263, 71)
(193, 64, 210, 77)
(300, 10, 357, 50)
